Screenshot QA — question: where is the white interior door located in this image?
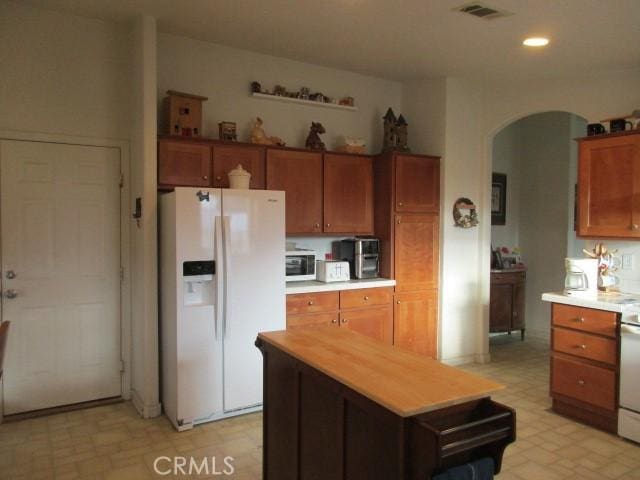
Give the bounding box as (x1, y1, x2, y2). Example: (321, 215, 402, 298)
(1, 140, 122, 415)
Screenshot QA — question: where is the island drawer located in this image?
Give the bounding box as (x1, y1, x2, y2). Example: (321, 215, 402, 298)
(340, 287, 393, 310)
(552, 304, 617, 338)
(551, 355, 616, 411)
(552, 328, 617, 365)
(410, 398, 515, 476)
(286, 292, 339, 315)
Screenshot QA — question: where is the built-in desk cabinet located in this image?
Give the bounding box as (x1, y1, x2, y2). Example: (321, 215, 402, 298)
(577, 130, 640, 238)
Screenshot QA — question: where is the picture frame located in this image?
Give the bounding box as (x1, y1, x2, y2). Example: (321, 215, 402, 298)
(491, 173, 507, 226)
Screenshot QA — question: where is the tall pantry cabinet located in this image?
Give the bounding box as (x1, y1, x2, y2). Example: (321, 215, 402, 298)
(374, 152, 440, 357)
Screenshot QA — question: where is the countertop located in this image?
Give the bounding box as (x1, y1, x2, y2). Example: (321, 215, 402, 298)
(541, 291, 640, 313)
(257, 327, 504, 417)
(286, 277, 396, 294)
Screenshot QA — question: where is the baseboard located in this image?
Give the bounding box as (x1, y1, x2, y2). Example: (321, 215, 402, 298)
(441, 354, 478, 366)
(475, 352, 491, 364)
(131, 389, 162, 418)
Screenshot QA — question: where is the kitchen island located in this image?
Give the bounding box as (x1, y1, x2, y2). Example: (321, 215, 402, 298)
(256, 328, 516, 479)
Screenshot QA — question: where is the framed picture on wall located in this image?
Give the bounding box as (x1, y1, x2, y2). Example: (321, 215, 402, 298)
(491, 173, 507, 225)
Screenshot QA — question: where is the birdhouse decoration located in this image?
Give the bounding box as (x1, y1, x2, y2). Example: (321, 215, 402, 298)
(162, 90, 208, 137)
(383, 108, 398, 151)
(382, 108, 410, 152)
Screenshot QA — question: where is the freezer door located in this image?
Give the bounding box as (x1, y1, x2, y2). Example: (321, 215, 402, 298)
(173, 187, 224, 424)
(221, 189, 285, 412)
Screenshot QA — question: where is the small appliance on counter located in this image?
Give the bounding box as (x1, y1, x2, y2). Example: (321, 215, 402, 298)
(285, 249, 316, 282)
(564, 257, 599, 297)
(316, 260, 350, 283)
(337, 238, 380, 279)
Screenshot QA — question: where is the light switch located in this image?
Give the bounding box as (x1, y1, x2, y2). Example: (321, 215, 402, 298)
(622, 254, 634, 270)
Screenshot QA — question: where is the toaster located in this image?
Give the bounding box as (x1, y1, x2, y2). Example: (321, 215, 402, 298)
(316, 260, 350, 283)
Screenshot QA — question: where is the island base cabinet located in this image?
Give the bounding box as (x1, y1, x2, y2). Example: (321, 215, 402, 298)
(394, 290, 438, 358)
(256, 339, 515, 480)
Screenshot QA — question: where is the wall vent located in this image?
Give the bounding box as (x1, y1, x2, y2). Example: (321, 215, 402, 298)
(454, 2, 513, 20)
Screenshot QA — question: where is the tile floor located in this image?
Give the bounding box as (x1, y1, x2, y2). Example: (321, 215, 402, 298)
(0, 336, 639, 479)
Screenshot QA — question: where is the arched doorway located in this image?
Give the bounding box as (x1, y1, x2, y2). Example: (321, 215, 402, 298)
(485, 111, 588, 357)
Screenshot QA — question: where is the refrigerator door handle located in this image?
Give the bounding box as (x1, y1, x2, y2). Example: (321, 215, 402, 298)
(214, 216, 224, 340)
(222, 215, 232, 339)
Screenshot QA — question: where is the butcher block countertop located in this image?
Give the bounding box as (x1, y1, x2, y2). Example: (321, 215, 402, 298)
(257, 327, 504, 417)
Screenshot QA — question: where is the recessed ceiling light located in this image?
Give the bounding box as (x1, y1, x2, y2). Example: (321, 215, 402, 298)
(523, 37, 549, 47)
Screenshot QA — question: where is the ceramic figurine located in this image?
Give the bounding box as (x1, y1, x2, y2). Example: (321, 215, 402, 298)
(250, 117, 285, 146)
(250, 81, 262, 93)
(305, 122, 326, 150)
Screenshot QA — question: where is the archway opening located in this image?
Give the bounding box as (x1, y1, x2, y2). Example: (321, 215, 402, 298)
(488, 111, 588, 358)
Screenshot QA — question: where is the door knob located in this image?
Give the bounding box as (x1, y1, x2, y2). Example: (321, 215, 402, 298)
(3, 289, 17, 299)
(6, 270, 16, 279)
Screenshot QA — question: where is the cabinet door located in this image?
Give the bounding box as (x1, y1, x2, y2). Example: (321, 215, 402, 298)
(266, 149, 323, 234)
(340, 306, 393, 344)
(158, 140, 211, 187)
(578, 133, 640, 238)
(395, 155, 440, 213)
(394, 214, 439, 292)
(323, 154, 373, 234)
(394, 290, 437, 357)
(212, 144, 265, 189)
(512, 279, 526, 330)
(489, 283, 513, 333)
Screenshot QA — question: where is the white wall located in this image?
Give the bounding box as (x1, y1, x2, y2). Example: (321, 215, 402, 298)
(157, 34, 403, 153)
(0, 2, 131, 139)
(490, 123, 522, 249)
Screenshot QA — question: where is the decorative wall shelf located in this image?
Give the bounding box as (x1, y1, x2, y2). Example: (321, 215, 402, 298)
(251, 92, 358, 112)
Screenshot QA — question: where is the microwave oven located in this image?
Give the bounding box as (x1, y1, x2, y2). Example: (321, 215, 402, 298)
(285, 249, 317, 282)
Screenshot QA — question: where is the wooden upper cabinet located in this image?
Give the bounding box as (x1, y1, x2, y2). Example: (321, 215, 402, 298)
(266, 149, 323, 234)
(577, 132, 640, 238)
(394, 290, 437, 357)
(212, 144, 265, 189)
(158, 140, 211, 187)
(394, 214, 439, 292)
(395, 154, 440, 213)
(323, 154, 373, 234)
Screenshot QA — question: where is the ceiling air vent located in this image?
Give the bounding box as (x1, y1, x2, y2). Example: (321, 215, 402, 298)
(454, 2, 513, 20)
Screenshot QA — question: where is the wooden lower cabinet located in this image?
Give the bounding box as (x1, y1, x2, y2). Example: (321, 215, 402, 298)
(490, 271, 526, 339)
(394, 290, 437, 357)
(286, 288, 393, 344)
(549, 303, 619, 433)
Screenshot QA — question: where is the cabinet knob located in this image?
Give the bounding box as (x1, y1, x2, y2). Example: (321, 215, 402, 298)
(632, 224, 639, 231)
(397, 219, 401, 225)
(315, 223, 320, 228)
(341, 318, 347, 323)
(574, 317, 585, 323)
(216, 176, 222, 181)
(364, 296, 369, 301)
(577, 379, 585, 386)
(398, 202, 403, 207)
(396, 300, 401, 304)
(308, 300, 314, 306)
(202, 175, 208, 180)
(331, 319, 337, 324)
(577, 344, 587, 349)
(326, 223, 331, 228)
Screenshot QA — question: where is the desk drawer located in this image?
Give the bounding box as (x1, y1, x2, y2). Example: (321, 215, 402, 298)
(551, 355, 616, 411)
(287, 312, 338, 329)
(552, 304, 617, 338)
(553, 328, 617, 365)
(340, 287, 393, 310)
(286, 292, 339, 315)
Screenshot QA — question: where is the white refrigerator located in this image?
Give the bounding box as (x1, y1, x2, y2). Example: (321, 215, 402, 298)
(159, 187, 285, 431)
